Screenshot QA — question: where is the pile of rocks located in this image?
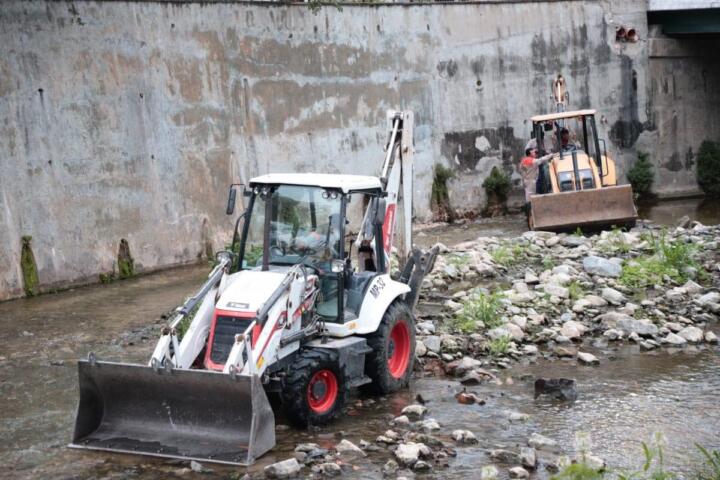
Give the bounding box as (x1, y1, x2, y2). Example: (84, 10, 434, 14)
(416, 221, 719, 370)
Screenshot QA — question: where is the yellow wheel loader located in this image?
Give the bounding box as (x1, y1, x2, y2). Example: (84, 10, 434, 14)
(528, 108, 638, 231)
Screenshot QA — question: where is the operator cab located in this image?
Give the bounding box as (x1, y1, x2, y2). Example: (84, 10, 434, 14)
(234, 173, 387, 324)
(530, 109, 612, 194)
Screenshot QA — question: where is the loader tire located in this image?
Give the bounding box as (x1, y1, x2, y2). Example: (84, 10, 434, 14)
(363, 301, 415, 394)
(282, 348, 348, 427)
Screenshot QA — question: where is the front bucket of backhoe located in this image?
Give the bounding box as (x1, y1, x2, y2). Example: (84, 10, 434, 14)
(529, 185, 638, 232)
(70, 359, 275, 465)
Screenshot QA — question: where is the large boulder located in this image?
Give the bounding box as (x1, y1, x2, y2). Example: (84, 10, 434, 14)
(583, 256, 622, 278)
(678, 326, 703, 343)
(488, 323, 524, 342)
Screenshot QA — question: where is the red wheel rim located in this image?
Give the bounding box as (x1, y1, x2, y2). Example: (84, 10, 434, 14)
(388, 320, 411, 379)
(307, 369, 339, 414)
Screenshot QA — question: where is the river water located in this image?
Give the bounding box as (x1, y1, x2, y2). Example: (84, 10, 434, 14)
(1, 199, 718, 479)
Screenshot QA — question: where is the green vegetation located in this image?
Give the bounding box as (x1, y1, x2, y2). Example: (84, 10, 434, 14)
(20, 235, 39, 297)
(697, 140, 720, 198)
(431, 163, 456, 222)
(452, 291, 504, 333)
(600, 227, 632, 254)
(552, 435, 720, 480)
(541, 255, 556, 271)
(306, 0, 343, 14)
(487, 335, 511, 357)
(567, 280, 585, 301)
(447, 253, 470, 269)
(491, 242, 530, 267)
(482, 166, 511, 202)
(620, 233, 703, 288)
(697, 444, 720, 480)
(117, 238, 135, 279)
(627, 151, 655, 200)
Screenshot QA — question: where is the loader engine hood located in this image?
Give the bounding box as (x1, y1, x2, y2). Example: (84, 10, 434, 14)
(217, 270, 288, 314)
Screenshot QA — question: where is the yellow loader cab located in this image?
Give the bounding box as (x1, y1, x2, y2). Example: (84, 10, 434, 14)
(528, 109, 638, 231)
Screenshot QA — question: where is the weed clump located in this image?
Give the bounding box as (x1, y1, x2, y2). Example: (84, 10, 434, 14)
(452, 291, 504, 333)
(697, 140, 720, 198)
(567, 280, 585, 301)
(20, 235, 39, 297)
(431, 163, 456, 222)
(482, 166, 511, 202)
(487, 335, 511, 357)
(117, 238, 135, 279)
(620, 233, 702, 288)
(627, 151, 655, 200)
(491, 241, 529, 267)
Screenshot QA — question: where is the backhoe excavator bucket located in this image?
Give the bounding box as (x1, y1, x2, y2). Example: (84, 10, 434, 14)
(70, 359, 275, 466)
(529, 185, 637, 232)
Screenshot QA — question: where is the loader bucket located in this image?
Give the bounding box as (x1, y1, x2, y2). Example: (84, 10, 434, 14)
(530, 185, 638, 232)
(70, 359, 275, 466)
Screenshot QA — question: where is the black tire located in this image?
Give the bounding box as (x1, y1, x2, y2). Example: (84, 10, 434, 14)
(363, 301, 416, 395)
(281, 348, 348, 427)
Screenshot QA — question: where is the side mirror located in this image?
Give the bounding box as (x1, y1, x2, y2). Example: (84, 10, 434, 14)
(331, 259, 345, 273)
(374, 198, 386, 226)
(226, 186, 237, 215)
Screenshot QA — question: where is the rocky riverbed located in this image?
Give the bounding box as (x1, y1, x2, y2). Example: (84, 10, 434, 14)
(1, 219, 719, 480)
(257, 219, 720, 479)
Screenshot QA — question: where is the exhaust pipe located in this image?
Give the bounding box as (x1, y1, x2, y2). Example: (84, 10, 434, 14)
(70, 359, 275, 465)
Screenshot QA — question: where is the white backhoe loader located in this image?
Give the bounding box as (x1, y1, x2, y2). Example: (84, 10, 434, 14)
(70, 110, 438, 466)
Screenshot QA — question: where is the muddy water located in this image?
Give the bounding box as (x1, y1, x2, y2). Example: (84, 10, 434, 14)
(1, 199, 719, 479)
(1, 264, 719, 479)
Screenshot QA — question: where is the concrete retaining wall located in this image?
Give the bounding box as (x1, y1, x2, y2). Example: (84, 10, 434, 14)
(0, 0, 657, 300)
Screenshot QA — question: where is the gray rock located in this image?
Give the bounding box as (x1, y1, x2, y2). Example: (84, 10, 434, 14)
(490, 449, 519, 463)
(488, 324, 524, 342)
(583, 256, 621, 277)
(560, 320, 586, 339)
(264, 458, 302, 479)
(311, 463, 342, 477)
(423, 335, 442, 353)
(697, 291, 720, 306)
(401, 404, 427, 419)
(509, 467, 530, 479)
(382, 460, 399, 476)
(601, 287, 626, 304)
(528, 433, 558, 450)
(451, 429, 478, 444)
(394, 442, 431, 467)
(393, 415, 410, 426)
(335, 439, 365, 460)
(584, 295, 608, 307)
(190, 461, 211, 473)
(520, 447, 537, 469)
(416, 321, 436, 334)
(562, 236, 587, 247)
(420, 418, 441, 432)
(413, 460, 432, 471)
(663, 332, 687, 346)
(295, 443, 320, 453)
(577, 352, 600, 365)
(683, 280, 703, 294)
(678, 326, 703, 343)
(544, 284, 569, 299)
(415, 340, 427, 357)
(705, 331, 718, 343)
(617, 318, 658, 337)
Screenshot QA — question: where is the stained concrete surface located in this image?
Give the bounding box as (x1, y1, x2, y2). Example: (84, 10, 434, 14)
(1, 0, 715, 301)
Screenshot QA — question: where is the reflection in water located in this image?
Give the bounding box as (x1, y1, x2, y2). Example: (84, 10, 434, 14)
(638, 197, 720, 227)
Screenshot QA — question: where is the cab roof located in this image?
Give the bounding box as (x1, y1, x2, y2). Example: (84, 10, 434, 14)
(531, 109, 597, 123)
(249, 173, 382, 193)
